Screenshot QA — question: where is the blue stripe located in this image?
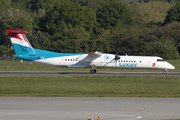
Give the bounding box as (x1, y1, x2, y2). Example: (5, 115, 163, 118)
(12, 43, 85, 61)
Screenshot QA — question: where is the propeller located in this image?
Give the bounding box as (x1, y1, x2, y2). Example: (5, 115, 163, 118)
(114, 50, 120, 66)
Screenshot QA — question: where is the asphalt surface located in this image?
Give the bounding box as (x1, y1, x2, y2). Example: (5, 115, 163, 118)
(0, 71, 180, 77)
(0, 97, 180, 120)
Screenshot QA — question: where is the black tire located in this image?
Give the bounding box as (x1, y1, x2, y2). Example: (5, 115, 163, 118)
(163, 71, 167, 74)
(90, 69, 94, 74)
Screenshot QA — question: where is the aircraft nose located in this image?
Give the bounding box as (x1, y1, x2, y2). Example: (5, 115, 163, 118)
(167, 63, 175, 69)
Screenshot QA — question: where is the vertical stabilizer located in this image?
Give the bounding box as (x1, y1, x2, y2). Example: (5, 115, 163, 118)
(7, 30, 35, 55)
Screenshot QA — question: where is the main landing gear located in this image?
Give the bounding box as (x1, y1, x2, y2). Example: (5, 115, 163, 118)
(90, 65, 97, 74)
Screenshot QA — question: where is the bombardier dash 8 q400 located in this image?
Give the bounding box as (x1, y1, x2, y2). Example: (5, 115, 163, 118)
(7, 30, 175, 74)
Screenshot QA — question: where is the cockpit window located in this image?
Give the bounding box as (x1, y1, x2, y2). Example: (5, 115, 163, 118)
(157, 59, 165, 62)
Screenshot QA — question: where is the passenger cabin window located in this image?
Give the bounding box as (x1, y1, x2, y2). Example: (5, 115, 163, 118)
(157, 59, 165, 62)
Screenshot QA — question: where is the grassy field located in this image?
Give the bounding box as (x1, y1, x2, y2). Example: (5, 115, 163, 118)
(0, 59, 179, 72)
(0, 76, 180, 97)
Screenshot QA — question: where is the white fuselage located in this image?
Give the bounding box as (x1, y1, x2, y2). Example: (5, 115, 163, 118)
(34, 54, 175, 70)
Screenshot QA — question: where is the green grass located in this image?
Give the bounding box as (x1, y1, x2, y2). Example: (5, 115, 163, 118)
(0, 76, 180, 97)
(0, 59, 179, 72)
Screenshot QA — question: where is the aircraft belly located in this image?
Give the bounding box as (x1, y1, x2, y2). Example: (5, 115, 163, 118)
(35, 57, 61, 66)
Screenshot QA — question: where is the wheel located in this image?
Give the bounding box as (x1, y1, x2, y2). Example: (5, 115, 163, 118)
(90, 69, 94, 74)
(90, 69, 96, 74)
(163, 70, 167, 74)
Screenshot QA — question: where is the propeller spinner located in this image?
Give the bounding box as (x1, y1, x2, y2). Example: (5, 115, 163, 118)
(115, 50, 120, 60)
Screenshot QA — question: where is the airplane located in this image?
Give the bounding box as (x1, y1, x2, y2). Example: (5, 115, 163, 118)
(7, 30, 175, 74)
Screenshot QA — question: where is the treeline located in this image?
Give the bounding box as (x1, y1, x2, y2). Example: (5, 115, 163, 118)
(1, 0, 180, 59)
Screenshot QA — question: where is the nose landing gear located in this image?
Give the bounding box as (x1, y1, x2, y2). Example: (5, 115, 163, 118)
(163, 69, 167, 74)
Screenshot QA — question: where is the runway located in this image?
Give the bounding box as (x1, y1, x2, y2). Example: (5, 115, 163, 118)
(0, 71, 180, 77)
(0, 97, 180, 120)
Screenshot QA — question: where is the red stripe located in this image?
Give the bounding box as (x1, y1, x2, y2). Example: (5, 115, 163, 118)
(9, 33, 23, 40)
(7, 30, 26, 34)
(7, 30, 27, 42)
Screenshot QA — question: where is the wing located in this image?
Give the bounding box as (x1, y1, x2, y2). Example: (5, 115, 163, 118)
(68, 51, 102, 68)
(77, 51, 102, 62)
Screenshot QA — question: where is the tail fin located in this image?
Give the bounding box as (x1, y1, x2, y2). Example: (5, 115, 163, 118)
(7, 30, 36, 55)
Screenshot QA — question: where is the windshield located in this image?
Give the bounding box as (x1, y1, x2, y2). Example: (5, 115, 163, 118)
(157, 59, 165, 62)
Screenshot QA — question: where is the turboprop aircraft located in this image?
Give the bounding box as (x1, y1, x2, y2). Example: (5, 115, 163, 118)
(7, 30, 175, 74)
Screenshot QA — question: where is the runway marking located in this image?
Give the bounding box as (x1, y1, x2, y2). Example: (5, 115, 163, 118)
(94, 114, 142, 120)
(74, 112, 143, 120)
(101, 103, 145, 112)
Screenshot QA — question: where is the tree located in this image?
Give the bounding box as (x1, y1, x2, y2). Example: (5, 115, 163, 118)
(0, 8, 33, 48)
(0, 0, 11, 9)
(0, 45, 12, 56)
(26, 0, 53, 12)
(39, 1, 98, 41)
(130, 1, 174, 25)
(25, 30, 51, 50)
(96, 0, 134, 30)
(164, 2, 180, 24)
(68, 0, 87, 5)
(83, 0, 101, 12)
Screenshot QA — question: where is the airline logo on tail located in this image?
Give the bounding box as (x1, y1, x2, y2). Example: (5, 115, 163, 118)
(7, 30, 35, 55)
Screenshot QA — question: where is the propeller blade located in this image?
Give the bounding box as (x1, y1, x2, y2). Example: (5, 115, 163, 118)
(116, 50, 119, 55)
